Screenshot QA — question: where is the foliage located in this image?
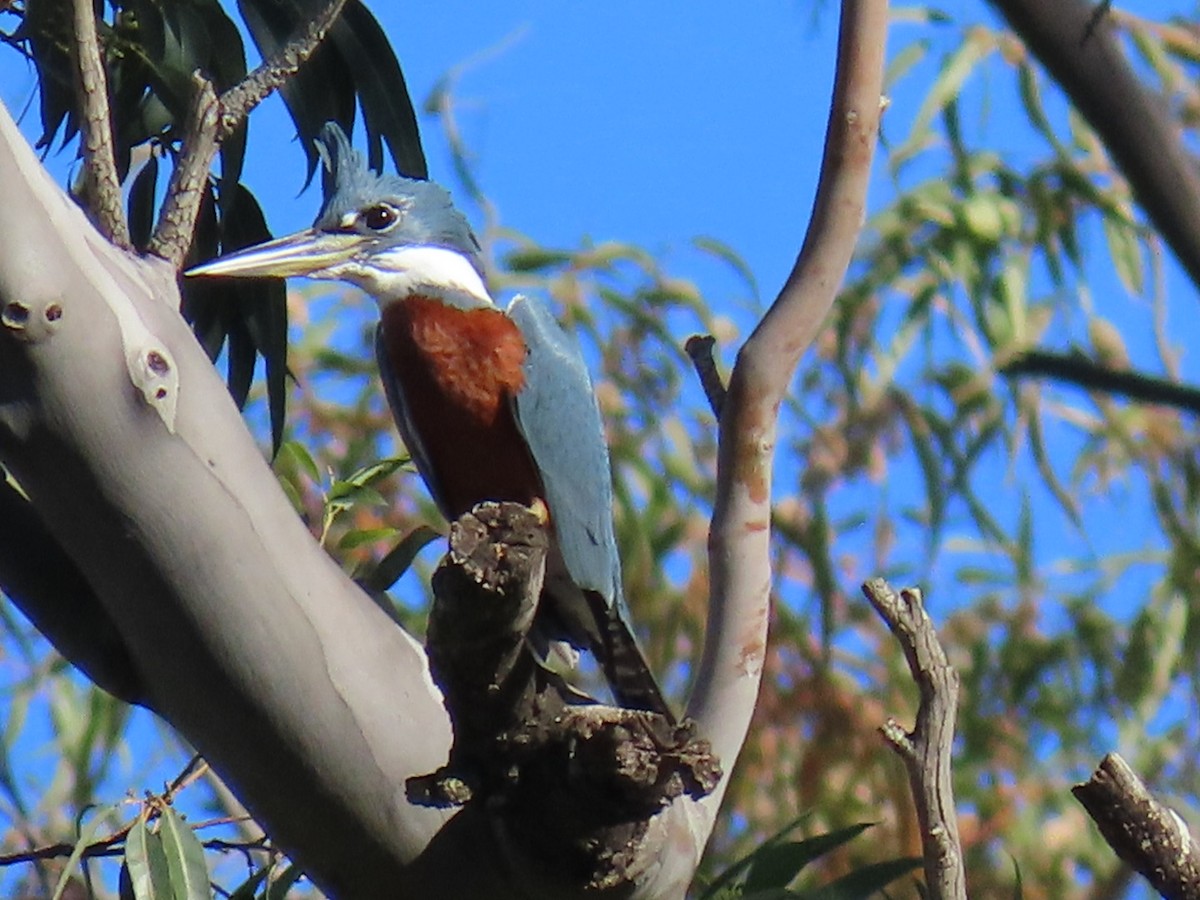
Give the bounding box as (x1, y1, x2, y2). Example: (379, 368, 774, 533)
(2, 1, 1200, 898)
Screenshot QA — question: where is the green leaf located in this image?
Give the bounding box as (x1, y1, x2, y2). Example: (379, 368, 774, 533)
(894, 30, 994, 168)
(226, 865, 270, 900)
(697, 813, 815, 899)
(158, 805, 211, 900)
(504, 247, 575, 273)
(1102, 213, 1145, 295)
(792, 857, 922, 899)
(276, 440, 322, 484)
(339, 526, 401, 550)
(359, 525, 441, 592)
(51, 806, 109, 900)
(744, 823, 878, 894)
(265, 863, 305, 900)
(693, 236, 760, 303)
(123, 813, 171, 900)
(343, 456, 408, 488)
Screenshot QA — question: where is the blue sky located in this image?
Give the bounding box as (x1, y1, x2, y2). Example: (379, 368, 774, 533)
(1, 1, 1197, 894)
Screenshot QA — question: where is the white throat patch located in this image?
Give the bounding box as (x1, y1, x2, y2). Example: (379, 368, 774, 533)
(331, 245, 493, 309)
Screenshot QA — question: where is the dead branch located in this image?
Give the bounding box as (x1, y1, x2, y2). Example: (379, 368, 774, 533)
(685, 334, 727, 417)
(1074, 752, 1200, 899)
(409, 502, 719, 891)
(863, 578, 965, 900)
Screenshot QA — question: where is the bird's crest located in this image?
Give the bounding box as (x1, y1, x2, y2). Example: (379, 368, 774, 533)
(312, 123, 481, 263)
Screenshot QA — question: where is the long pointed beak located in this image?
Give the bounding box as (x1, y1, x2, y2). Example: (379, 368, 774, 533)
(185, 229, 364, 279)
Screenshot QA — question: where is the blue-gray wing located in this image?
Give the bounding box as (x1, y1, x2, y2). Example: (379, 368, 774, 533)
(507, 295, 623, 609)
(374, 326, 450, 521)
(509, 296, 673, 720)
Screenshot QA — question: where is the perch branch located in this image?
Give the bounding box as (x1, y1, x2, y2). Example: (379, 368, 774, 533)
(409, 502, 718, 891)
(685, 334, 727, 418)
(1073, 752, 1200, 898)
(71, 0, 130, 249)
(863, 578, 965, 900)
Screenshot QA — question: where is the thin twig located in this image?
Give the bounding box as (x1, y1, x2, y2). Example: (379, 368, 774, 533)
(863, 578, 965, 900)
(685, 334, 727, 418)
(1001, 349, 1200, 416)
(148, 0, 349, 266)
(148, 73, 218, 266)
(71, 0, 130, 249)
(1074, 752, 1200, 898)
(217, 0, 349, 140)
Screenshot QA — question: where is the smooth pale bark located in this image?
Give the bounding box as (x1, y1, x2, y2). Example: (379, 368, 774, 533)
(0, 0, 887, 893)
(0, 100, 503, 898)
(641, 2, 889, 895)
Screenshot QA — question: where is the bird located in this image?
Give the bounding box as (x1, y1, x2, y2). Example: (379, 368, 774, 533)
(187, 123, 673, 722)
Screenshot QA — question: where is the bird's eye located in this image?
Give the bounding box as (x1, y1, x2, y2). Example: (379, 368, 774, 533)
(362, 204, 398, 231)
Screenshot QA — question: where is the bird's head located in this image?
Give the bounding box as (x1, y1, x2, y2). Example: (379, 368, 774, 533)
(187, 124, 488, 305)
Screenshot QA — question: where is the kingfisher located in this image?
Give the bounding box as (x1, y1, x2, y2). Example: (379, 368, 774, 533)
(187, 124, 672, 721)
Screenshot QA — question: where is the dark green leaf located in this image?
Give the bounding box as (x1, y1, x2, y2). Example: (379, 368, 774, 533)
(332, 1, 426, 178)
(238, 0, 356, 182)
(226, 865, 270, 900)
(127, 154, 160, 251)
(360, 525, 441, 592)
(792, 857, 922, 899)
(697, 813, 815, 899)
(264, 863, 305, 900)
(158, 805, 211, 900)
(124, 814, 171, 900)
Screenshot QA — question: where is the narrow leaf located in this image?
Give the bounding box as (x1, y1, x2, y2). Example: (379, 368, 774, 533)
(158, 805, 211, 900)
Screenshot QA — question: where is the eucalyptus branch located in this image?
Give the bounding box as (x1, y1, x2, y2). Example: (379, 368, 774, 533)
(148, 73, 218, 267)
(1074, 753, 1200, 898)
(863, 578, 965, 900)
(684, 334, 727, 418)
(217, 0, 349, 139)
(1001, 350, 1200, 415)
(684, 0, 888, 847)
(988, 0, 1200, 295)
(70, 0, 130, 249)
(148, 0, 349, 267)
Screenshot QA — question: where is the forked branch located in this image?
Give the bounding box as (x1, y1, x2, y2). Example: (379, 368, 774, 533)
(148, 0, 350, 266)
(71, 0, 130, 249)
(864, 578, 965, 900)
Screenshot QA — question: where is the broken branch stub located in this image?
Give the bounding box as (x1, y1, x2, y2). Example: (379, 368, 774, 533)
(409, 501, 720, 889)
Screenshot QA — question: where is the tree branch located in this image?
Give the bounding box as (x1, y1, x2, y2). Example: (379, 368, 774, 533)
(1074, 752, 1200, 899)
(1001, 349, 1200, 416)
(147, 0, 349, 267)
(216, 0, 349, 141)
(410, 502, 719, 891)
(147, 74, 218, 267)
(70, 0, 130, 249)
(685, 334, 726, 417)
(0, 477, 144, 706)
(987, 0, 1200, 295)
(863, 578, 965, 900)
(642, 2, 890, 894)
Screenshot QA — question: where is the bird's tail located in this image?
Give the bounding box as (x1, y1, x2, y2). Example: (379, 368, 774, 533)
(591, 594, 676, 725)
